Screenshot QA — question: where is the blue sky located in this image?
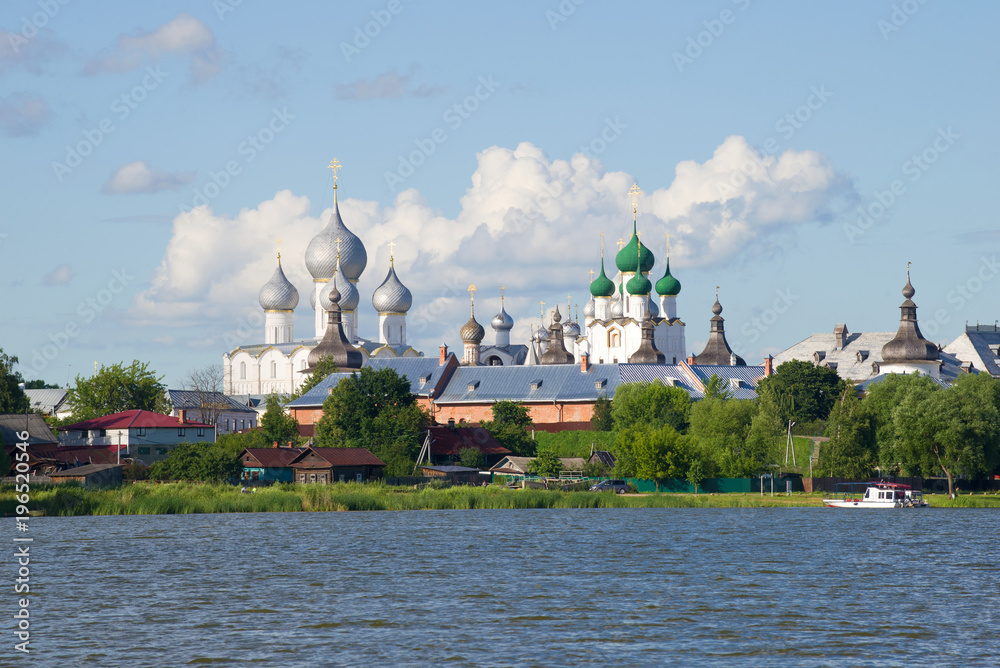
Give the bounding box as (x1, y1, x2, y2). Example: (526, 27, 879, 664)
(2, 0, 997, 388)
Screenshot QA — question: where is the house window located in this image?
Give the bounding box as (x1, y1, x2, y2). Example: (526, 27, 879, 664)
(339, 474, 345, 483)
(137, 428, 146, 436)
(225, 419, 230, 431)
(197, 428, 205, 437)
(240, 362, 246, 380)
(178, 428, 186, 437)
(309, 473, 316, 483)
(299, 474, 305, 483)
(138, 447, 150, 455)
(156, 447, 168, 455)
(356, 473, 363, 483)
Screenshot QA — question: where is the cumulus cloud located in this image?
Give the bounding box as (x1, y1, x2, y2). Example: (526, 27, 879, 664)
(43, 264, 73, 286)
(131, 137, 852, 351)
(84, 13, 223, 84)
(0, 92, 50, 136)
(336, 67, 445, 100)
(102, 161, 195, 195)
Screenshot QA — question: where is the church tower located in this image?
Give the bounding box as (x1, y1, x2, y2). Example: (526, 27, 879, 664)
(371, 245, 413, 347)
(258, 248, 299, 345)
(460, 284, 485, 365)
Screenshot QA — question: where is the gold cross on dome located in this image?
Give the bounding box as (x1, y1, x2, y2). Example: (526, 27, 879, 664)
(589, 269, 595, 281)
(665, 232, 671, 255)
(388, 240, 396, 263)
(629, 183, 643, 213)
(500, 284, 506, 304)
(539, 301, 545, 322)
(276, 238, 282, 262)
(617, 237, 624, 251)
(600, 232, 605, 255)
(716, 285, 719, 298)
(328, 158, 341, 184)
(468, 283, 476, 300)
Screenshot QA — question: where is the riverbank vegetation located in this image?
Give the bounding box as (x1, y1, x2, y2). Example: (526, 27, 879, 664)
(3, 481, 999, 516)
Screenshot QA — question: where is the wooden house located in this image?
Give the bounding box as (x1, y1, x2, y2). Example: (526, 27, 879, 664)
(238, 447, 304, 483)
(48, 463, 124, 486)
(288, 447, 385, 484)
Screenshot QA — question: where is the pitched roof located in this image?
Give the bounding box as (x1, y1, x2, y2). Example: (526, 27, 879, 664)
(60, 410, 213, 431)
(424, 426, 511, 456)
(0, 414, 58, 446)
(589, 450, 616, 468)
(435, 364, 622, 404)
(944, 326, 1000, 377)
(26, 445, 118, 466)
(287, 355, 458, 408)
(49, 463, 123, 477)
(166, 390, 258, 414)
(24, 388, 70, 414)
(239, 447, 304, 468)
(291, 447, 385, 467)
(490, 456, 586, 473)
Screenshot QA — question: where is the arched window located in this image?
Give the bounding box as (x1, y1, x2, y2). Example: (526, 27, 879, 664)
(239, 362, 246, 380)
(608, 330, 621, 348)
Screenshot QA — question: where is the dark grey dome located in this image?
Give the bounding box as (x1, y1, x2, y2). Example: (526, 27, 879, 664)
(461, 314, 485, 343)
(258, 261, 299, 311)
(305, 201, 367, 281)
(372, 264, 412, 314)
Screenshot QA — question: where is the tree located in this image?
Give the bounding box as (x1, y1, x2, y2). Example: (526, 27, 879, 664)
(688, 397, 757, 477)
(481, 400, 535, 457)
(314, 367, 428, 476)
(703, 374, 732, 400)
(756, 360, 845, 424)
(611, 382, 692, 433)
(614, 424, 692, 491)
(458, 446, 486, 469)
(0, 349, 29, 414)
(294, 355, 339, 398)
(894, 373, 1000, 497)
(590, 393, 614, 431)
(823, 383, 877, 479)
(260, 394, 300, 445)
(24, 380, 59, 389)
(687, 459, 705, 494)
(862, 372, 938, 468)
(182, 365, 227, 427)
(215, 429, 271, 454)
(149, 442, 241, 482)
(528, 448, 563, 477)
(66, 360, 170, 421)
(736, 392, 785, 477)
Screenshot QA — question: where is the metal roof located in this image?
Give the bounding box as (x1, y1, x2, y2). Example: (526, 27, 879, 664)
(944, 328, 1000, 377)
(49, 463, 123, 477)
(24, 388, 70, 414)
(166, 390, 258, 413)
(60, 410, 214, 431)
(0, 414, 58, 445)
(291, 447, 385, 467)
(240, 447, 305, 468)
(287, 356, 456, 408)
(435, 364, 622, 404)
(686, 365, 765, 399)
(619, 364, 703, 398)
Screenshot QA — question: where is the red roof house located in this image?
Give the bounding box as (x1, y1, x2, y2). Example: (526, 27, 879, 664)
(58, 409, 216, 464)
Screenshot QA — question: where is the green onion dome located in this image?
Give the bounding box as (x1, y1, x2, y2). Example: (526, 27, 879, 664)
(626, 271, 652, 296)
(589, 260, 616, 297)
(615, 233, 655, 274)
(655, 258, 681, 296)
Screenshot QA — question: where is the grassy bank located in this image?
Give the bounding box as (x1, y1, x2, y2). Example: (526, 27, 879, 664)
(3, 483, 998, 516)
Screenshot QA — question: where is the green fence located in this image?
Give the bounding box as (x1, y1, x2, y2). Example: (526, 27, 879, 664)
(625, 477, 805, 494)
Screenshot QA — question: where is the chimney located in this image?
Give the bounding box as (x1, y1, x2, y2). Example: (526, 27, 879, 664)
(439, 344, 448, 366)
(764, 354, 774, 376)
(178, 409, 186, 424)
(580, 353, 590, 373)
(287, 441, 294, 448)
(686, 355, 695, 365)
(834, 324, 848, 350)
(273, 440, 279, 448)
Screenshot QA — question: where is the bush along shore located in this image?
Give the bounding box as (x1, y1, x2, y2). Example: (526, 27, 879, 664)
(2, 482, 998, 516)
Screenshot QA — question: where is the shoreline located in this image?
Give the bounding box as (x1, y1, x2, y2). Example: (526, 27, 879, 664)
(4, 482, 999, 516)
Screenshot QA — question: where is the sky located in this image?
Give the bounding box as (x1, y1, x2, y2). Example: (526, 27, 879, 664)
(2, 0, 998, 388)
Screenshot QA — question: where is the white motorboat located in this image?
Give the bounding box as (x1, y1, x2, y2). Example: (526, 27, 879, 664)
(824, 481, 928, 508)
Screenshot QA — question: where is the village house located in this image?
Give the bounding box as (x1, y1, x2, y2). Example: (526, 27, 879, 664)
(238, 446, 303, 483)
(165, 389, 260, 434)
(288, 446, 385, 484)
(58, 409, 216, 465)
(48, 463, 124, 486)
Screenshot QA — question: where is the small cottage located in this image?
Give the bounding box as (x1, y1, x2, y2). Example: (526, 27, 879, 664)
(289, 447, 385, 484)
(49, 463, 124, 486)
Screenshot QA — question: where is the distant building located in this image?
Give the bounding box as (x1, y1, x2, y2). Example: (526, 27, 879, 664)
(58, 410, 216, 465)
(165, 389, 260, 434)
(239, 446, 303, 483)
(944, 324, 1000, 377)
(49, 463, 124, 486)
(288, 446, 385, 484)
(23, 388, 73, 420)
(0, 414, 58, 448)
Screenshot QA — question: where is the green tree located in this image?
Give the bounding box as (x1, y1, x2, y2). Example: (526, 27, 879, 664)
(590, 393, 614, 431)
(24, 380, 59, 389)
(823, 383, 877, 478)
(66, 360, 170, 421)
(688, 397, 757, 477)
(481, 400, 535, 457)
(615, 424, 692, 491)
(735, 392, 785, 477)
(687, 459, 705, 494)
(260, 394, 300, 445)
(314, 367, 428, 476)
(458, 446, 486, 469)
(611, 382, 692, 433)
(862, 372, 938, 468)
(0, 349, 29, 414)
(149, 442, 240, 482)
(703, 374, 732, 400)
(215, 429, 271, 454)
(293, 355, 339, 398)
(528, 448, 563, 477)
(894, 373, 1000, 497)
(756, 360, 844, 424)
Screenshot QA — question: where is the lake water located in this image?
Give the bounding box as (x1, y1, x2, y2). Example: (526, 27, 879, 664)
(6, 509, 999, 667)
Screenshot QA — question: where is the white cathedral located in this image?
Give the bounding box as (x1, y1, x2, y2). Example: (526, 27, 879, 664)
(224, 175, 696, 397)
(223, 171, 420, 396)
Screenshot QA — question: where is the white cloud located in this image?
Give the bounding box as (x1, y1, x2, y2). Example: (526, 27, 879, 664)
(102, 161, 195, 195)
(42, 263, 73, 286)
(84, 13, 223, 84)
(131, 138, 852, 352)
(0, 92, 50, 137)
(336, 66, 445, 100)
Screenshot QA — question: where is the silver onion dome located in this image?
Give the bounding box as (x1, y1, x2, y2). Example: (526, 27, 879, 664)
(491, 305, 514, 331)
(610, 293, 624, 318)
(372, 264, 413, 314)
(583, 296, 596, 319)
(309, 287, 316, 310)
(320, 263, 359, 312)
(258, 261, 299, 311)
(564, 319, 581, 339)
(647, 296, 659, 318)
(305, 201, 368, 281)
